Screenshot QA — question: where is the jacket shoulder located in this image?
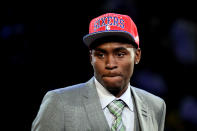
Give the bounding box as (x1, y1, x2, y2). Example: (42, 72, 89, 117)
(133, 86, 164, 101)
(131, 86, 166, 130)
(43, 82, 87, 105)
(131, 86, 165, 110)
(52, 83, 86, 94)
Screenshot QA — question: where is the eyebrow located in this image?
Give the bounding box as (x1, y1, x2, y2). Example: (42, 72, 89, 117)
(113, 47, 128, 52)
(94, 47, 130, 53)
(94, 48, 107, 53)
(94, 47, 129, 53)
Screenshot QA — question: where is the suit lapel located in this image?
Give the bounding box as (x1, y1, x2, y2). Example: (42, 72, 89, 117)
(80, 78, 151, 131)
(81, 77, 110, 131)
(130, 86, 150, 131)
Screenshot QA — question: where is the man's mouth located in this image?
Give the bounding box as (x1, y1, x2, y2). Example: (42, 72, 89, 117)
(102, 73, 122, 77)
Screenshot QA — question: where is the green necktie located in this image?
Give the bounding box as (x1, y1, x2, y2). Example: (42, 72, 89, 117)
(107, 100, 126, 131)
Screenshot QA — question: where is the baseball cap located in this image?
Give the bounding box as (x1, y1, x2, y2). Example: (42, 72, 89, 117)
(83, 13, 139, 48)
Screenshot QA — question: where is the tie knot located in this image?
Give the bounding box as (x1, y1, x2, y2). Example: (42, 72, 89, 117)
(107, 100, 126, 117)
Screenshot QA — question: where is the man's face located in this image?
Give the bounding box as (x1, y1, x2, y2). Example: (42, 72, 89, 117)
(90, 42, 141, 97)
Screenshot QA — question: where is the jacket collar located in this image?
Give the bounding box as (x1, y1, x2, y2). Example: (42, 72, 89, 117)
(130, 86, 150, 131)
(80, 77, 110, 131)
(81, 77, 150, 131)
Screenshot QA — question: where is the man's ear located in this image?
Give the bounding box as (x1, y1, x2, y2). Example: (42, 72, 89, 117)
(89, 50, 93, 65)
(134, 48, 141, 64)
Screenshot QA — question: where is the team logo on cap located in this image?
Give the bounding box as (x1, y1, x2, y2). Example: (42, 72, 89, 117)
(106, 25, 110, 30)
(94, 16, 124, 31)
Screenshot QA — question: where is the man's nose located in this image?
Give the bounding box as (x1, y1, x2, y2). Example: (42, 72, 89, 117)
(105, 55, 117, 70)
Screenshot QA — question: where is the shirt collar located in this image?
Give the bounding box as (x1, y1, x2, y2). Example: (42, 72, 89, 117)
(94, 77, 133, 111)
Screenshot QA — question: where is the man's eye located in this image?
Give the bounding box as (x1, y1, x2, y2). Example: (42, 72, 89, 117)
(117, 52, 126, 57)
(96, 53, 105, 58)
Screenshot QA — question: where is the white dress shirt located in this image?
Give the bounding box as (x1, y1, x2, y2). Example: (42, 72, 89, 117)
(94, 78, 134, 131)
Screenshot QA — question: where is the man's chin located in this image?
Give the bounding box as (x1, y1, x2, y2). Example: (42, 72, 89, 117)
(104, 85, 123, 96)
(102, 82, 123, 94)
(102, 76, 122, 83)
(102, 76, 122, 86)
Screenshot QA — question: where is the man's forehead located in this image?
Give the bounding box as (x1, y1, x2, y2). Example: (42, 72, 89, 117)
(93, 42, 135, 50)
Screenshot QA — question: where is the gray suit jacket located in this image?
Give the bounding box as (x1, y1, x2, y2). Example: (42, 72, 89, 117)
(32, 77, 166, 131)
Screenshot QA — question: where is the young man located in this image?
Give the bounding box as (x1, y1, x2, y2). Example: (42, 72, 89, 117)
(32, 13, 166, 131)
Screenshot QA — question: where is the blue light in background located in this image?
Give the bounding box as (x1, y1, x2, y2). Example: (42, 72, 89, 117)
(171, 19, 197, 65)
(180, 96, 197, 124)
(134, 69, 167, 95)
(1, 25, 12, 39)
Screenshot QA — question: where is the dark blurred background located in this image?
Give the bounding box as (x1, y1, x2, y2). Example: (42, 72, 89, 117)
(1, 1, 197, 130)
